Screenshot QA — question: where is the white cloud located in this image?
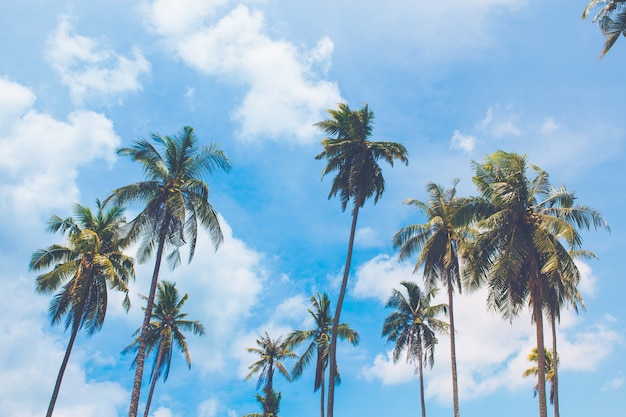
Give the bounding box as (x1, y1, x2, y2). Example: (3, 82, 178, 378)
(450, 130, 476, 153)
(601, 375, 624, 391)
(45, 15, 150, 105)
(143, 3, 341, 143)
(539, 117, 559, 135)
(198, 398, 219, 417)
(355, 227, 383, 248)
(352, 254, 416, 303)
(478, 104, 522, 139)
(0, 77, 120, 228)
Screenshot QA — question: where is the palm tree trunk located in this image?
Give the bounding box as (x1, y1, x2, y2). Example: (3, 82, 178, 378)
(129, 225, 169, 417)
(327, 203, 361, 417)
(320, 369, 325, 417)
(551, 315, 559, 417)
(417, 338, 426, 417)
(143, 344, 164, 417)
(532, 293, 548, 417)
(446, 270, 460, 417)
(45, 321, 80, 417)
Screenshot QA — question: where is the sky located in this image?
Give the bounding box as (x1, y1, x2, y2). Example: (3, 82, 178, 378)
(0, 1, 625, 417)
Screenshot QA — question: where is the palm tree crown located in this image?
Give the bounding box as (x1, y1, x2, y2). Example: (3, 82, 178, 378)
(382, 281, 448, 417)
(106, 126, 231, 417)
(123, 281, 205, 417)
(29, 199, 134, 417)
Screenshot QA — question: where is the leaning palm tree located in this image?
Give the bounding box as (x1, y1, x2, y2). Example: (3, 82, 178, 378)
(106, 126, 231, 417)
(463, 151, 609, 417)
(123, 281, 205, 417)
(29, 200, 134, 417)
(582, 0, 626, 58)
(392, 180, 469, 417)
(284, 293, 359, 417)
(382, 281, 449, 417)
(315, 102, 408, 417)
(523, 347, 556, 404)
(246, 333, 296, 416)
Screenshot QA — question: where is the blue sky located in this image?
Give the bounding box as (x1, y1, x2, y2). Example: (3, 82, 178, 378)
(1, 1, 625, 416)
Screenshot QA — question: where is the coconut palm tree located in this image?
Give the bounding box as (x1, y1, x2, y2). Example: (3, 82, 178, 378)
(284, 293, 359, 417)
(582, 0, 626, 58)
(123, 281, 205, 417)
(315, 102, 408, 417)
(463, 151, 609, 417)
(246, 333, 297, 416)
(243, 390, 282, 417)
(105, 126, 231, 417)
(29, 200, 134, 417)
(523, 347, 556, 404)
(382, 281, 448, 417)
(392, 180, 470, 417)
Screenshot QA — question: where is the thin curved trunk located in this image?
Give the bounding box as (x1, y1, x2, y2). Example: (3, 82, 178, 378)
(45, 321, 80, 417)
(446, 269, 460, 417)
(417, 336, 426, 417)
(143, 343, 164, 417)
(532, 292, 548, 417)
(551, 315, 560, 417)
(265, 361, 274, 417)
(327, 203, 361, 417)
(129, 225, 169, 417)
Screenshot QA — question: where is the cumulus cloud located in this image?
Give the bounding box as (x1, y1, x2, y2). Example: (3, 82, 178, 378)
(478, 104, 523, 139)
(0, 77, 120, 230)
(142, 2, 341, 143)
(352, 254, 416, 303)
(450, 130, 476, 153)
(45, 16, 150, 105)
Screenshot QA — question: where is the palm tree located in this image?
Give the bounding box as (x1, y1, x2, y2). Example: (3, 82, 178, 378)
(106, 126, 231, 417)
(463, 151, 609, 417)
(523, 347, 555, 404)
(392, 180, 469, 417)
(315, 102, 408, 417)
(123, 281, 205, 417)
(284, 293, 360, 417)
(246, 333, 297, 416)
(243, 390, 282, 417)
(582, 0, 626, 58)
(29, 200, 134, 417)
(382, 281, 449, 417)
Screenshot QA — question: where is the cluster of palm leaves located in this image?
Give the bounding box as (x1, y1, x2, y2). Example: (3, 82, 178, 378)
(30, 126, 229, 417)
(583, 0, 626, 58)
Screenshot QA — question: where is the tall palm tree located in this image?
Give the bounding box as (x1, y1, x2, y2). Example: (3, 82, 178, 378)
(246, 333, 297, 416)
(284, 293, 360, 417)
(123, 281, 205, 417)
(523, 347, 555, 404)
(315, 102, 408, 417)
(382, 281, 449, 417)
(29, 200, 134, 417)
(582, 0, 626, 58)
(392, 180, 469, 417)
(105, 126, 231, 417)
(463, 151, 609, 417)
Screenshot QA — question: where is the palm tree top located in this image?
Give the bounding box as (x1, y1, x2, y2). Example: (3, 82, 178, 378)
(314, 103, 409, 212)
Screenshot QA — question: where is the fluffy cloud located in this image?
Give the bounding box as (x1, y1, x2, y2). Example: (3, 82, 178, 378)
(352, 254, 416, 303)
(0, 77, 120, 231)
(142, 2, 341, 143)
(450, 130, 477, 153)
(45, 16, 150, 105)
